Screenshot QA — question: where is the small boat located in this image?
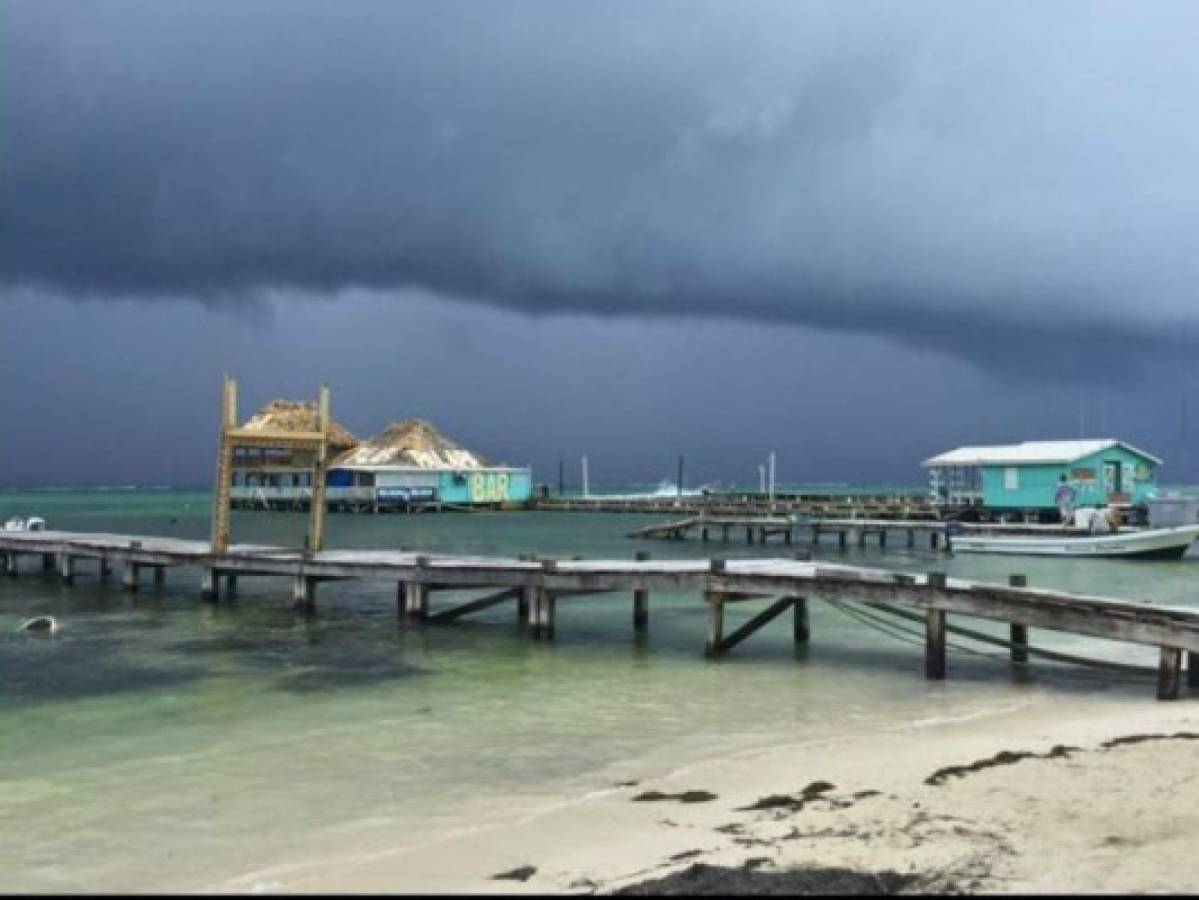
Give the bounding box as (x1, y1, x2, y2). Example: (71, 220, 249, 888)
(950, 523, 1199, 559)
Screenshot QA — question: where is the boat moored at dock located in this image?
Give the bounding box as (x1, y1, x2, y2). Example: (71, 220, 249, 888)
(950, 523, 1199, 559)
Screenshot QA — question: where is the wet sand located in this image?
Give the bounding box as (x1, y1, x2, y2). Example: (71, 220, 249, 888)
(217, 694, 1199, 894)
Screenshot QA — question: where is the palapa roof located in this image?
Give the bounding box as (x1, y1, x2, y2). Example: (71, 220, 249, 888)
(241, 400, 359, 451)
(922, 439, 1162, 468)
(332, 418, 488, 469)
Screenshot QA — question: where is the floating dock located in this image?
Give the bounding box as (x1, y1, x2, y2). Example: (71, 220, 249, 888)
(3, 529, 1199, 700)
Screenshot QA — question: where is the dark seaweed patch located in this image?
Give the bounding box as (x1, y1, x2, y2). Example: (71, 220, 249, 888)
(492, 865, 537, 882)
(632, 790, 718, 803)
(1100, 731, 1199, 750)
(924, 744, 1079, 786)
(614, 863, 917, 895)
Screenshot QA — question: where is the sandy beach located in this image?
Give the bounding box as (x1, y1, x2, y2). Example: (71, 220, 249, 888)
(216, 692, 1199, 894)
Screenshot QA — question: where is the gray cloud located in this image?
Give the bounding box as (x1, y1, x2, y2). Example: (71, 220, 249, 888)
(5, 0, 1199, 374)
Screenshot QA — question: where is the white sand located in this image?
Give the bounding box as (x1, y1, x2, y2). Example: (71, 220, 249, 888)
(208, 693, 1199, 894)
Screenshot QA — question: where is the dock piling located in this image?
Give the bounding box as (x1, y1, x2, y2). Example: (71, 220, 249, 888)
(704, 590, 724, 657)
(58, 553, 74, 585)
(1158, 647, 1183, 701)
(1008, 574, 1029, 664)
(633, 551, 650, 631)
(925, 573, 948, 680)
(794, 597, 810, 643)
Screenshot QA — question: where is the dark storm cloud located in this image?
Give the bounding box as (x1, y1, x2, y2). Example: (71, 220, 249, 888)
(5, 0, 1199, 372)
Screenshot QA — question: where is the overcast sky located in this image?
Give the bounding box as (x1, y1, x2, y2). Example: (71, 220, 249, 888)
(3, 1, 1199, 487)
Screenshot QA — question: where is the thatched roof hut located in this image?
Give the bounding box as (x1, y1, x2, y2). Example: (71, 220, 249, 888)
(241, 400, 358, 452)
(332, 418, 487, 469)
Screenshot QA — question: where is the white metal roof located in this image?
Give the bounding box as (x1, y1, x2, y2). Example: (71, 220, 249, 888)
(921, 439, 1163, 468)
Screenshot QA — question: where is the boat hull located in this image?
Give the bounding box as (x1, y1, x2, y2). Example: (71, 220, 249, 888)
(950, 525, 1199, 559)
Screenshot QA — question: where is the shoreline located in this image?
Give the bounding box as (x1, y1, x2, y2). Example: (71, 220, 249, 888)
(208, 692, 1199, 894)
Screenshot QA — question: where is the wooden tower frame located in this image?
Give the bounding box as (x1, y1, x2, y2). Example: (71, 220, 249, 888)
(210, 375, 332, 556)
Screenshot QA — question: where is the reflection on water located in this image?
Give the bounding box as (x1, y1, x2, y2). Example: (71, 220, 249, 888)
(0, 490, 1191, 890)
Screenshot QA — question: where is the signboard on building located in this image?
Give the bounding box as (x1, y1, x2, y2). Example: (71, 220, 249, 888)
(377, 487, 437, 503)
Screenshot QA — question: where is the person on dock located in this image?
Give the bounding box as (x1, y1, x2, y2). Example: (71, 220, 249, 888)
(1055, 474, 1077, 524)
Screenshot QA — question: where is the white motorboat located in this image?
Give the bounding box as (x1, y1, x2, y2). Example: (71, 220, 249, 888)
(949, 523, 1199, 559)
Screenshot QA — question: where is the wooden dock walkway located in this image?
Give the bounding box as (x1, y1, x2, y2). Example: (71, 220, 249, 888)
(3, 529, 1199, 700)
(629, 516, 952, 550)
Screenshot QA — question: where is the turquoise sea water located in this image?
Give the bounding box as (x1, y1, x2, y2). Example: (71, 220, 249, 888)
(1, 489, 1195, 890)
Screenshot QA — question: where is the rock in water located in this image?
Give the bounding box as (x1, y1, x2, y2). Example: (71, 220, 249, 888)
(19, 616, 58, 634)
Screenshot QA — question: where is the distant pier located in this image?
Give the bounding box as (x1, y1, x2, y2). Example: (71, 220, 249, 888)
(4, 528, 1199, 700)
(628, 516, 952, 550)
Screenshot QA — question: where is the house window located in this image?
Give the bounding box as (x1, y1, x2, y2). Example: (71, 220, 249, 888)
(1003, 467, 1019, 490)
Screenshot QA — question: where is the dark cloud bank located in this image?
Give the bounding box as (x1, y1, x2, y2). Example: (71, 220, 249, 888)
(5, 0, 1199, 375)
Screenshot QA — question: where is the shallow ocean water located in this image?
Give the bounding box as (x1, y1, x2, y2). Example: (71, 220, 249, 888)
(0, 489, 1193, 890)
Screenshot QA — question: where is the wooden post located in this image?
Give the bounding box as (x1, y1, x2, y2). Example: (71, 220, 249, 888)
(1008, 574, 1029, 664)
(1187, 651, 1199, 689)
(3, 552, 14, 577)
(633, 550, 650, 632)
(536, 559, 558, 638)
(210, 374, 237, 555)
(41, 553, 54, 573)
(154, 565, 166, 587)
(793, 597, 810, 643)
(307, 382, 331, 554)
(746, 526, 753, 545)
(908, 529, 915, 548)
(704, 590, 725, 657)
(225, 574, 238, 599)
(122, 559, 139, 592)
(930, 531, 939, 550)
(293, 574, 316, 612)
(838, 530, 846, 550)
(396, 581, 405, 619)
(201, 567, 219, 601)
(879, 530, 887, 549)
(1158, 646, 1183, 701)
(925, 573, 947, 680)
(58, 553, 74, 584)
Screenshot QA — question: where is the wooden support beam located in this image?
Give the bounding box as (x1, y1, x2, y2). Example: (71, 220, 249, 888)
(154, 565, 166, 587)
(633, 550, 650, 632)
(3, 552, 15, 577)
(59, 553, 74, 585)
(429, 588, 521, 623)
(925, 573, 947, 680)
(1188, 650, 1199, 689)
(41, 553, 54, 573)
(225, 573, 238, 599)
(715, 597, 795, 654)
(1008, 574, 1029, 664)
(1158, 646, 1183, 701)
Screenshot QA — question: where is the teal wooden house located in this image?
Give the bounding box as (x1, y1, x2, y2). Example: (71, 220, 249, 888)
(922, 440, 1161, 514)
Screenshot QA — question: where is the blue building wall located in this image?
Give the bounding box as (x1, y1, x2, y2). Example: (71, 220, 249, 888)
(982, 445, 1157, 509)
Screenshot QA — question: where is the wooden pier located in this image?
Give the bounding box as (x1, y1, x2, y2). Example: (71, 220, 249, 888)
(4, 528, 1199, 700)
(630, 516, 952, 551)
